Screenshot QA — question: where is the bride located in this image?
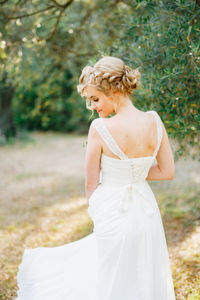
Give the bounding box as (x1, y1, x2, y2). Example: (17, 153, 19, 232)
(15, 56, 176, 299)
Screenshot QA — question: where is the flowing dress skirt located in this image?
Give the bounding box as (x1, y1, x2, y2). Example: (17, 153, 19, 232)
(16, 182, 176, 300)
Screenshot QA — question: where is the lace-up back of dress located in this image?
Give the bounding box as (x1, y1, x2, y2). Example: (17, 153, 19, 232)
(92, 111, 163, 185)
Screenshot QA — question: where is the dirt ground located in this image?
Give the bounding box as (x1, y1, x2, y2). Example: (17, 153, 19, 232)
(0, 132, 199, 299)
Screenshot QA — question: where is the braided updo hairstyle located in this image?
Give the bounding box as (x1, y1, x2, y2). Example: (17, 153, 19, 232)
(77, 56, 141, 116)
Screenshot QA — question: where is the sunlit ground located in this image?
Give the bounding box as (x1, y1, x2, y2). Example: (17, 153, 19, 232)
(0, 132, 199, 300)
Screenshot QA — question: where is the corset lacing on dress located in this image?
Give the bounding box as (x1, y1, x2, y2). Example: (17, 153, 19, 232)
(92, 111, 163, 217)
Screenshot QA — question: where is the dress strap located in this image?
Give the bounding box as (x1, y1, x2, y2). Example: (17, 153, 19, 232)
(92, 118, 128, 160)
(147, 111, 163, 159)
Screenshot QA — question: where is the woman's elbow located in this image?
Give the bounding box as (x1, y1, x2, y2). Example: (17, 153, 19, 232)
(85, 182, 99, 191)
(168, 173, 174, 180)
(159, 162, 175, 180)
(166, 165, 175, 180)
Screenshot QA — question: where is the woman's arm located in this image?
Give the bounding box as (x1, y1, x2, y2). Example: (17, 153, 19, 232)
(146, 116, 175, 181)
(85, 120, 102, 203)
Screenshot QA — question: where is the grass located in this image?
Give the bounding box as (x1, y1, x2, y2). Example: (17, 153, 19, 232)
(0, 132, 199, 300)
(160, 188, 200, 299)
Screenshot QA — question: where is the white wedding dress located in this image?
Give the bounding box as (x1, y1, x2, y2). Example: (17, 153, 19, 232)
(15, 110, 176, 300)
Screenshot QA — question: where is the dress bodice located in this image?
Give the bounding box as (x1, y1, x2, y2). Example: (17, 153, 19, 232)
(15, 109, 176, 300)
(100, 154, 155, 186)
(92, 110, 163, 187)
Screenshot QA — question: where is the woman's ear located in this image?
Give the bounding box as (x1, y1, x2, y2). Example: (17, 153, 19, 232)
(108, 90, 117, 100)
(110, 89, 117, 95)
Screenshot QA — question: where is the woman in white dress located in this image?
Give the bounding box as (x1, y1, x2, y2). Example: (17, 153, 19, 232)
(15, 56, 176, 300)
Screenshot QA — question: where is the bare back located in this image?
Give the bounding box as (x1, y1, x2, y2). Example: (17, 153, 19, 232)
(86, 109, 175, 186)
(100, 111, 158, 159)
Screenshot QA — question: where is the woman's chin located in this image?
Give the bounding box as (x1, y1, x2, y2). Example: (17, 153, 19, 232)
(98, 111, 110, 118)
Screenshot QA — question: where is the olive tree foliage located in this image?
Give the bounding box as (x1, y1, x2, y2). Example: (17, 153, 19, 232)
(118, 0, 200, 160)
(0, 0, 199, 159)
(0, 0, 123, 136)
(0, 0, 94, 135)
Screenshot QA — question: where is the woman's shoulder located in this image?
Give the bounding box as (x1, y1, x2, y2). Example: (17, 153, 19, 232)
(91, 110, 161, 128)
(106, 110, 156, 124)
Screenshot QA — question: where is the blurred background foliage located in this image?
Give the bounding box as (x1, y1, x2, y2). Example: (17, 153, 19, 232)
(0, 0, 199, 158)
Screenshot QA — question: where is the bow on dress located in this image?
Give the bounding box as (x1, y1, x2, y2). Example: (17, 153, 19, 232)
(118, 183, 155, 217)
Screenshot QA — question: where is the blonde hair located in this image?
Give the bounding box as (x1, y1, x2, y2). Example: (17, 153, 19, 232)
(77, 56, 141, 118)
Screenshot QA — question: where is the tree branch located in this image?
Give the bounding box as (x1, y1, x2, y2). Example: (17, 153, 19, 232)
(0, 0, 9, 5)
(1, 0, 74, 41)
(44, 0, 74, 41)
(50, 0, 73, 9)
(63, 0, 74, 9)
(196, 0, 200, 7)
(50, 0, 65, 8)
(46, 7, 65, 41)
(1, 5, 55, 19)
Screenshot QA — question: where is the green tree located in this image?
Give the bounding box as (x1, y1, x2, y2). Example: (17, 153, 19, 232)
(0, 0, 199, 158)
